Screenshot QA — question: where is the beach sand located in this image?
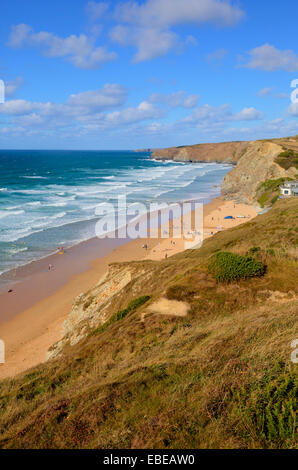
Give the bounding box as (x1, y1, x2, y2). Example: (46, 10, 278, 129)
(0, 197, 257, 380)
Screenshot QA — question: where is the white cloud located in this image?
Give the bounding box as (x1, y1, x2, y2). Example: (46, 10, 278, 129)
(115, 0, 244, 28)
(0, 84, 126, 118)
(243, 44, 298, 72)
(233, 107, 263, 121)
(8, 24, 32, 47)
(257, 87, 273, 97)
(149, 91, 200, 108)
(86, 1, 109, 20)
(183, 104, 263, 127)
(111, 0, 244, 61)
(67, 84, 127, 110)
(288, 102, 298, 117)
(0, 84, 165, 134)
(5, 77, 23, 97)
(8, 24, 117, 69)
(110, 25, 177, 62)
(104, 101, 164, 126)
(0, 99, 45, 115)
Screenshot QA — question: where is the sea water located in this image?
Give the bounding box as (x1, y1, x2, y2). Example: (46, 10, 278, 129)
(0, 149, 232, 274)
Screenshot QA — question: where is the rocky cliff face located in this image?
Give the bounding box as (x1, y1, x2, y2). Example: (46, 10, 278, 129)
(47, 263, 154, 360)
(221, 141, 296, 203)
(152, 137, 298, 203)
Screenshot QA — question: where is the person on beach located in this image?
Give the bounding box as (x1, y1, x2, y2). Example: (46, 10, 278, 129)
(48, 264, 53, 271)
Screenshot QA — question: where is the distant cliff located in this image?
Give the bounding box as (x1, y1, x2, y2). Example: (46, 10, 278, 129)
(151, 137, 298, 203)
(151, 140, 250, 164)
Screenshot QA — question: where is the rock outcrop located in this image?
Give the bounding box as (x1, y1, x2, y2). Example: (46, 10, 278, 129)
(221, 141, 296, 203)
(151, 137, 298, 203)
(47, 263, 154, 359)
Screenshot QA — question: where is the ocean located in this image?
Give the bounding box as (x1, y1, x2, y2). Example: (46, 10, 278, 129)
(0, 150, 232, 275)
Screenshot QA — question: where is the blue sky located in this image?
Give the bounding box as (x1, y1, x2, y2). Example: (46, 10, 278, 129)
(0, 0, 297, 149)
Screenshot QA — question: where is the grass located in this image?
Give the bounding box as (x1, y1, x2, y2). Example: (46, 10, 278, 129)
(0, 198, 297, 449)
(257, 178, 294, 208)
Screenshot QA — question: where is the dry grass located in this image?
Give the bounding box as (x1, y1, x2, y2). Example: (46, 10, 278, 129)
(0, 198, 297, 449)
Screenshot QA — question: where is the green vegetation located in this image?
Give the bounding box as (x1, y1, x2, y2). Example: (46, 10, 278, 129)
(90, 295, 150, 336)
(232, 366, 297, 448)
(257, 177, 293, 208)
(275, 149, 298, 170)
(0, 198, 297, 449)
(208, 251, 266, 282)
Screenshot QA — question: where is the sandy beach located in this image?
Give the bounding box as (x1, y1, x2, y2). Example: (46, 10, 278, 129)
(0, 197, 257, 380)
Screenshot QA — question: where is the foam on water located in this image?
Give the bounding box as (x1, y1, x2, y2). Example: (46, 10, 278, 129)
(0, 150, 232, 274)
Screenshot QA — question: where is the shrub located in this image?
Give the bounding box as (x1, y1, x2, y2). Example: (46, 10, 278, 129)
(257, 178, 288, 192)
(257, 178, 293, 208)
(258, 193, 269, 208)
(275, 150, 298, 170)
(208, 251, 266, 283)
(270, 195, 279, 205)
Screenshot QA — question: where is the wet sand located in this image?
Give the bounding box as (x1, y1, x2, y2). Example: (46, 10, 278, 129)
(0, 197, 258, 380)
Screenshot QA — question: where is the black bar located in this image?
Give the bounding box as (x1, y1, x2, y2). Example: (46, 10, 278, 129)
(0, 449, 296, 467)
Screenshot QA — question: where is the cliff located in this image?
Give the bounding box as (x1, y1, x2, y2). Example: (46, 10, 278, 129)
(221, 141, 297, 204)
(152, 140, 250, 164)
(0, 198, 297, 449)
(152, 136, 298, 204)
(0, 137, 297, 450)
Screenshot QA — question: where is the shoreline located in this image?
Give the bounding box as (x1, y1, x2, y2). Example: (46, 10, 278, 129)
(0, 196, 258, 380)
(0, 192, 222, 296)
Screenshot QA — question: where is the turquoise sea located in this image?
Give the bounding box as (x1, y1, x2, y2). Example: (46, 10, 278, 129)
(0, 150, 232, 274)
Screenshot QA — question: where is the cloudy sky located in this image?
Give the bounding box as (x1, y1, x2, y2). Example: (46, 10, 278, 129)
(0, 0, 297, 149)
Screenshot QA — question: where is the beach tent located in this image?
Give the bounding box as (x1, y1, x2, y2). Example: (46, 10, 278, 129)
(224, 216, 234, 219)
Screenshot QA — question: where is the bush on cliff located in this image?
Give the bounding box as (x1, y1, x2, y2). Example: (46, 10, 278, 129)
(275, 149, 298, 170)
(257, 178, 293, 208)
(208, 251, 266, 283)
